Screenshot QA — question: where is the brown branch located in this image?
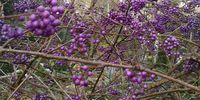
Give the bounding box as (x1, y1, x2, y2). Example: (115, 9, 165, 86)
(1, 48, 200, 92)
(2, 38, 14, 48)
(89, 0, 98, 10)
(0, 13, 34, 19)
(137, 89, 191, 99)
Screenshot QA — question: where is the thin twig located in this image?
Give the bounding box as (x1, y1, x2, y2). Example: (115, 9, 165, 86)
(7, 73, 30, 100)
(51, 75, 72, 100)
(32, 73, 57, 100)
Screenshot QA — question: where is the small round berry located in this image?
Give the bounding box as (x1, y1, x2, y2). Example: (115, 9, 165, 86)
(132, 95, 136, 99)
(143, 84, 148, 89)
(51, 0, 57, 6)
(71, 75, 77, 80)
(81, 65, 89, 71)
(42, 10, 50, 18)
(83, 80, 89, 87)
(39, 21, 45, 29)
(43, 18, 50, 25)
(52, 6, 59, 13)
(58, 6, 65, 13)
(26, 21, 32, 28)
(150, 74, 156, 79)
(18, 16, 25, 21)
(126, 71, 133, 78)
(141, 71, 147, 78)
(35, 29, 43, 35)
(136, 78, 142, 84)
(87, 71, 93, 76)
(77, 75, 82, 80)
(131, 77, 137, 83)
(74, 79, 80, 85)
(49, 15, 56, 21)
(37, 6, 45, 12)
(80, 80, 85, 86)
(32, 21, 39, 28)
(52, 19, 61, 26)
(29, 14, 37, 21)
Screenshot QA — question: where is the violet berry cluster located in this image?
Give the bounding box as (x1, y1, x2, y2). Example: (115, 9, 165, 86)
(26, 0, 64, 37)
(3, 53, 30, 64)
(151, 14, 171, 33)
(71, 65, 93, 87)
(145, 29, 158, 51)
(118, 2, 129, 12)
(14, 0, 39, 13)
(131, 0, 147, 12)
(1, 24, 24, 39)
(108, 10, 132, 25)
(108, 86, 120, 96)
(13, 92, 21, 100)
(124, 69, 156, 99)
(161, 36, 180, 56)
(66, 95, 82, 100)
(124, 69, 155, 84)
(33, 93, 49, 100)
(183, 59, 199, 73)
(180, 17, 200, 40)
(67, 22, 92, 55)
(0, 20, 8, 42)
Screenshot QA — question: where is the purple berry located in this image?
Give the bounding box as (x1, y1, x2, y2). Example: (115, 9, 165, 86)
(18, 16, 25, 21)
(58, 6, 65, 13)
(43, 18, 50, 25)
(52, 6, 59, 13)
(51, 0, 57, 6)
(74, 79, 80, 85)
(81, 65, 89, 71)
(126, 71, 133, 78)
(37, 6, 45, 12)
(87, 71, 93, 76)
(42, 11, 50, 18)
(32, 21, 39, 28)
(29, 14, 37, 21)
(52, 19, 61, 26)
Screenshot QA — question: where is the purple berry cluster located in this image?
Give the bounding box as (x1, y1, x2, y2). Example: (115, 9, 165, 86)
(183, 59, 199, 73)
(0, 20, 4, 30)
(26, 0, 64, 37)
(149, 0, 183, 33)
(123, 68, 156, 99)
(109, 88, 119, 96)
(183, 0, 200, 13)
(14, 0, 39, 13)
(33, 93, 49, 100)
(1, 24, 24, 39)
(0, 20, 8, 42)
(3, 53, 31, 64)
(71, 65, 93, 87)
(161, 36, 180, 56)
(66, 95, 81, 100)
(67, 22, 92, 55)
(108, 10, 132, 25)
(118, 2, 129, 12)
(131, 0, 147, 12)
(151, 14, 171, 33)
(130, 21, 158, 51)
(13, 54, 31, 64)
(13, 92, 21, 100)
(180, 17, 200, 40)
(124, 69, 155, 84)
